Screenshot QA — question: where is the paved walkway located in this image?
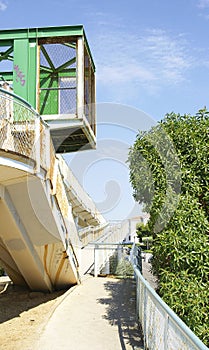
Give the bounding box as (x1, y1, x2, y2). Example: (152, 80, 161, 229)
(36, 276, 144, 350)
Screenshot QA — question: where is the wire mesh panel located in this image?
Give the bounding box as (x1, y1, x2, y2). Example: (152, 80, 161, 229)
(0, 90, 37, 159)
(59, 77, 76, 114)
(39, 41, 77, 116)
(84, 44, 95, 130)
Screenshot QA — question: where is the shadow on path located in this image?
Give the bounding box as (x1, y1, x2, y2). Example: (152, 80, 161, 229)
(97, 278, 144, 350)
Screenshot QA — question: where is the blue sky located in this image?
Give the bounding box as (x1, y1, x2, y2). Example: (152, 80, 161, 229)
(1, 0, 209, 117)
(1, 0, 209, 220)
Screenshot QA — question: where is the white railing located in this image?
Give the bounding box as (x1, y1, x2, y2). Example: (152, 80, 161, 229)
(91, 220, 130, 276)
(57, 155, 106, 226)
(130, 245, 208, 350)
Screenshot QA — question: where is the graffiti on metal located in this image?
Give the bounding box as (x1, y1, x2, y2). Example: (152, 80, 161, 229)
(14, 65, 26, 86)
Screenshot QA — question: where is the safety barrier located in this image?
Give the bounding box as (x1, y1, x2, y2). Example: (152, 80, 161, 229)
(90, 220, 130, 276)
(0, 87, 51, 173)
(130, 244, 208, 350)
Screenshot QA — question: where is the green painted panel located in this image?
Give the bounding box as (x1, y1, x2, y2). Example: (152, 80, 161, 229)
(39, 74, 58, 115)
(13, 38, 37, 110)
(13, 39, 28, 102)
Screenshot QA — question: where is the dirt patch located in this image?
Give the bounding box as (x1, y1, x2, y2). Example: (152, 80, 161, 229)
(0, 284, 69, 350)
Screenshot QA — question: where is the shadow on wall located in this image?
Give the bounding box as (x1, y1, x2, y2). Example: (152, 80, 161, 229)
(97, 278, 144, 350)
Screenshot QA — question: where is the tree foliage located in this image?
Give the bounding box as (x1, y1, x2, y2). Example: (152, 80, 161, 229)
(136, 223, 150, 239)
(128, 109, 209, 346)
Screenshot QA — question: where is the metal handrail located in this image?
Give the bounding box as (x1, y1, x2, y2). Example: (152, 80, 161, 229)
(0, 87, 39, 116)
(130, 244, 208, 350)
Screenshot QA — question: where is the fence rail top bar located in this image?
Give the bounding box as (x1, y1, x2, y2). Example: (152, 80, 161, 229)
(132, 260, 208, 350)
(89, 242, 134, 246)
(0, 87, 38, 115)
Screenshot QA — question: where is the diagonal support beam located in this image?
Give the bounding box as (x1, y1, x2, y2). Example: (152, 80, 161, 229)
(40, 65, 53, 73)
(40, 45, 56, 71)
(0, 46, 13, 62)
(54, 57, 76, 73)
(63, 42, 76, 49)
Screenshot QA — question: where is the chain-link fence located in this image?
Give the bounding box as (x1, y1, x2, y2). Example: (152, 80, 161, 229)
(39, 39, 96, 134)
(0, 88, 37, 159)
(0, 87, 52, 174)
(39, 41, 77, 115)
(84, 44, 95, 132)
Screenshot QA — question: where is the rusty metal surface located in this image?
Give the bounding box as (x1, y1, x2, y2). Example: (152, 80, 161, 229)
(0, 90, 36, 161)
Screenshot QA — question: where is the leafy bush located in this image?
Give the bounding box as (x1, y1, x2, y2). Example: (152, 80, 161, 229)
(128, 110, 209, 346)
(159, 270, 209, 346)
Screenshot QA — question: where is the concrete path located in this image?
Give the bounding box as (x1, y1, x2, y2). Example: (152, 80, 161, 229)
(36, 276, 144, 350)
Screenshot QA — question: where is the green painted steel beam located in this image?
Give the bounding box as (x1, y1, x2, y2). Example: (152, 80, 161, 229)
(63, 43, 76, 49)
(40, 45, 55, 71)
(0, 25, 84, 40)
(40, 70, 76, 78)
(0, 71, 13, 81)
(40, 74, 51, 88)
(0, 46, 13, 62)
(40, 65, 54, 73)
(54, 57, 76, 73)
(13, 38, 38, 109)
(0, 40, 13, 47)
(6, 55, 13, 61)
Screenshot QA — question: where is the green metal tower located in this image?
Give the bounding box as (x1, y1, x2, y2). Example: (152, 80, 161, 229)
(0, 25, 96, 152)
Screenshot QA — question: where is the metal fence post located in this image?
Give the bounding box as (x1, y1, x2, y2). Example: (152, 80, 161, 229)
(94, 244, 99, 277)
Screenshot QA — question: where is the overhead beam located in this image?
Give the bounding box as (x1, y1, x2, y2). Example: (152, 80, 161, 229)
(0, 25, 84, 40)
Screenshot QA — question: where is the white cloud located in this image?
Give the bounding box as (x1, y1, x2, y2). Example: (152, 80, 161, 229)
(98, 64, 156, 85)
(0, 1, 7, 11)
(197, 0, 209, 8)
(93, 27, 193, 94)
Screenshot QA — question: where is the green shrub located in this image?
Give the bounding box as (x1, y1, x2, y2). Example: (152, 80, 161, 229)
(128, 110, 209, 346)
(159, 270, 209, 345)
